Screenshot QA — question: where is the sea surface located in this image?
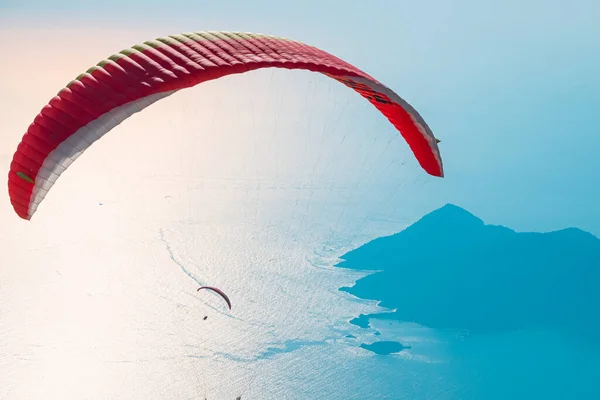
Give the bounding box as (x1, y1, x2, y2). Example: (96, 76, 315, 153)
(1, 70, 598, 399)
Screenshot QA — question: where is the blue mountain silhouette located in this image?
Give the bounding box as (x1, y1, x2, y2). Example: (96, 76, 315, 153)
(337, 204, 600, 337)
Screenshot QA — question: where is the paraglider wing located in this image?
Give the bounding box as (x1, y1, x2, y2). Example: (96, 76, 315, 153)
(8, 31, 444, 221)
(197, 286, 232, 310)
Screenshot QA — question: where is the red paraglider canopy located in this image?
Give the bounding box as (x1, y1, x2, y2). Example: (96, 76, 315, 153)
(8, 31, 444, 221)
(197, 286, 232, 310)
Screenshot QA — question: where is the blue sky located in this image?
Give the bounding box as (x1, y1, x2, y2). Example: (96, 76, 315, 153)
(2, 0, 599, 235)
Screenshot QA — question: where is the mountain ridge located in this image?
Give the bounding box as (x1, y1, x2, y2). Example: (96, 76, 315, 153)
(337, 203, 600, 337)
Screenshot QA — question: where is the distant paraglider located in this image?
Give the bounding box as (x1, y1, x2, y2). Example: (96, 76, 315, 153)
(197, 286, 232, 310)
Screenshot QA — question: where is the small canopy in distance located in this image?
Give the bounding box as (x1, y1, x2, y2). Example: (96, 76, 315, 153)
(197, 286, 232, 310)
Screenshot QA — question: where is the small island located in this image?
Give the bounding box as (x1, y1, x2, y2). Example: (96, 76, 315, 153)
(360, 341, 411, 355)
